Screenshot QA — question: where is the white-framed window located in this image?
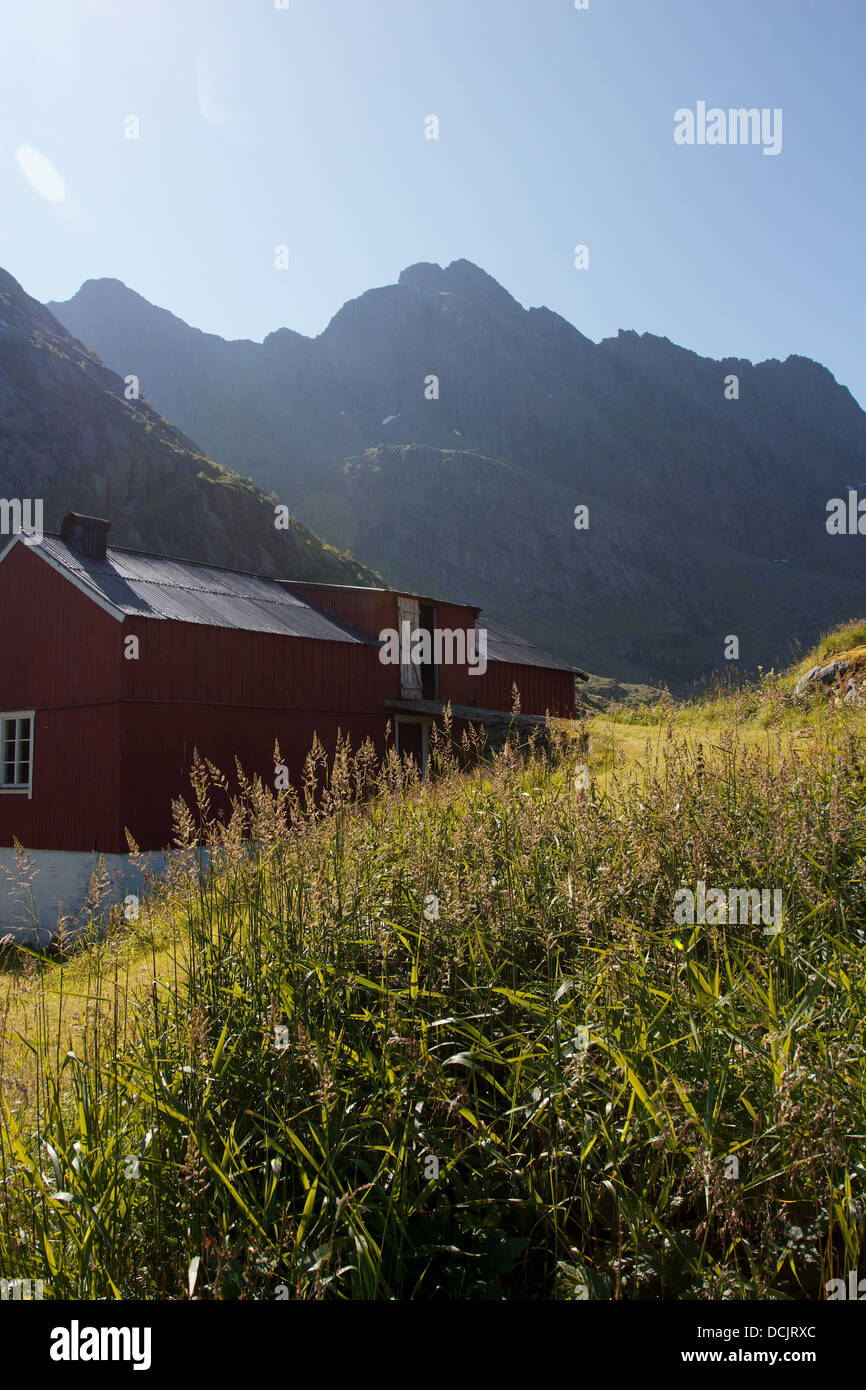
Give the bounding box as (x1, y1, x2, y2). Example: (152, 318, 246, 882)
(0, 712, 34, 795)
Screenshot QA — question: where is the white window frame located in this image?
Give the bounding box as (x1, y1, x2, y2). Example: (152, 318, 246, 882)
(0, 711, 34, 797)
(397, 596, 423, 700)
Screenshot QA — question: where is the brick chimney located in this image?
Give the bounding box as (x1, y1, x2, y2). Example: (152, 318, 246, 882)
(60, 512, 110, 561)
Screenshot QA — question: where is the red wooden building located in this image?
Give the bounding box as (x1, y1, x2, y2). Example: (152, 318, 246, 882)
(0, 514, 580, 939)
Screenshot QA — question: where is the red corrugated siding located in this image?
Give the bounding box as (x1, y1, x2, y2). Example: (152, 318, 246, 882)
(120, 619, 388, 710)
(116, 623, 395, 847)
(0, 543, 122, 851)
(120, 704, 392, 850)
(281, 587, 573, 714)
(286, 587, 492, 706)
(285, 585, 398, 642)
(471, 662, 575, 718)
(0, 542, 121, 707)
(0, 545, 575, 856)
(0, 706, 121, 853)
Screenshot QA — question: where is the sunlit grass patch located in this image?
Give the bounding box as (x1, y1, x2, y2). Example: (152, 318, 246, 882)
(1, 669, 865, 1300)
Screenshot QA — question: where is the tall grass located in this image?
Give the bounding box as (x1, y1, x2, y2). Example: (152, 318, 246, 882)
(1, 712, 865, 1300)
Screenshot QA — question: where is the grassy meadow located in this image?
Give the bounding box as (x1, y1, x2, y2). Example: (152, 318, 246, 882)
(1, 624, 866, 1300)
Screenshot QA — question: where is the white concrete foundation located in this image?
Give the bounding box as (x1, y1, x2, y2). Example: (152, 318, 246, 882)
(0, 848, 170, 947)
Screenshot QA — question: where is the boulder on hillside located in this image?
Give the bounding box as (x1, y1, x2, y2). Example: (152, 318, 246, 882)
(794, 647, 866, 706)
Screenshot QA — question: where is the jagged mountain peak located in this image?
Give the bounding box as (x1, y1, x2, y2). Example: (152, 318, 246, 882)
(76, 275, 134, 296)
(43, 257, 866, 686)
(0, 262, 381, 586)
(52, 277, 156, 317)
(398, 258, 520, 306)
(47, 277, 261, 353)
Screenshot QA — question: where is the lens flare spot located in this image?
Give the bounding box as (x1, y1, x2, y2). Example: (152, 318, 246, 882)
(16, 146, 67, 203)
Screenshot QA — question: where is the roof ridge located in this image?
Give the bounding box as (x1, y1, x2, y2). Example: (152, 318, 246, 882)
(44, 532, 298, 587)
(33, 536, 378, 643)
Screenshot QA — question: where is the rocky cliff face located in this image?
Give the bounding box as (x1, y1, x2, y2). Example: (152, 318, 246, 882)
(48, 260, 866, 685)
(0, 268, 379, 584)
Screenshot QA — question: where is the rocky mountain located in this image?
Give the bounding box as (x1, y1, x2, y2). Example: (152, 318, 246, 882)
(48, 260, 866, 685)
(0, 267, 378, 584)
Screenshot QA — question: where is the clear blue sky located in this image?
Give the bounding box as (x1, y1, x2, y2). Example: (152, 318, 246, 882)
(2, 0, 864, 405)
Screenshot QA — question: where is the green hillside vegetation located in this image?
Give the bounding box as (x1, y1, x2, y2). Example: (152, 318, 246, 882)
(579, 672, 661, 709)
(1, 624, 865, 1300)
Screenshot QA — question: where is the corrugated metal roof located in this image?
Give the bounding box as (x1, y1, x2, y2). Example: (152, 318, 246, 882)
(484, 621, 577, 673)
(37, 537, 377, 643)
(31, 538, 578, 671)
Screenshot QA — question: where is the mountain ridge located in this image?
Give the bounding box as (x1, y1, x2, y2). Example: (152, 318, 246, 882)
(0, 266, 380, 585)
(47, 259, 866, 686)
